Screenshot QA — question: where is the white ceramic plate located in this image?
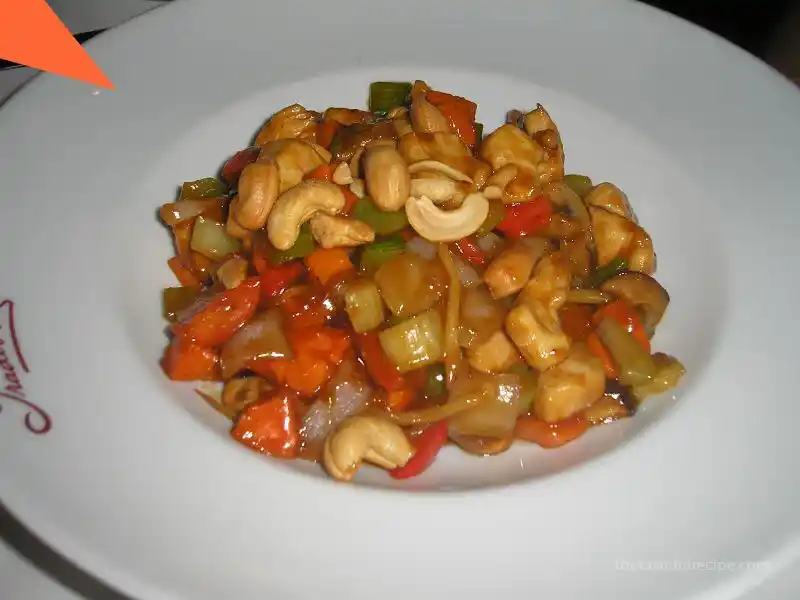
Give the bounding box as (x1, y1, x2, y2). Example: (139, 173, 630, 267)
(1, 0, 799, 598)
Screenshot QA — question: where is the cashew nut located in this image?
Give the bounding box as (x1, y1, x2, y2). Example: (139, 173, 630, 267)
(411, 92, 450, 134)
(349, 179, 366, 199)
(254, 104, 319, 146)
(480, 124, 544, 172)
(233, 160, 280, 230)
(309, 214, 375, 248)
(584, 182, 636, 221)
(216, 256, 249, 290)
(260, 139, 330, 193)
(405, 193, 489, 242)
(323, 415, 414, 482)
(332, 162, 354, 186)
(267, 180, 346, 250)
(363, 145, 411, 211)
(226, 197, 253, 240)
(350, 139, 396, 179)
(408, 160, 473, 183)
(409, 178, 467, 206)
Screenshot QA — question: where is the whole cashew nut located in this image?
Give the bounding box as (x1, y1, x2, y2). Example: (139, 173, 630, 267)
(323, 415, 414, 482)
(405, 193, 489, 242)
(233, 160, 280, 230)
(309, 214, 375, 248)
(260, 139, 330, 193)
(407, 160, 473, 183)
(363, 146, 411, 212)
(267, 180, 346, 250)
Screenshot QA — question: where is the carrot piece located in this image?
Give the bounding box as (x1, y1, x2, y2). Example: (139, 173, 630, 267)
(341, 186, 359, 215)
(191, 251, 215, 279)
(168, 256, 201, 290)
(251, 354, 331, 397)
(514, 413, 589, 448)
(161, 336, 219, 381)
(384, 386, 417, 412)
(588, 332, 619, 378)
(172, 278, 261, 347)
(231, 391, 300, 457)
(356, 332, 406, 392)
(304, 247, 355, 286)
(559, 304, 596, 342)
(591, 299, 650, 352)
(316, 119, 340, 149)
(173, 220, 194, 266)
(304, 163, 336, 182)
(279, 285, 336, 329)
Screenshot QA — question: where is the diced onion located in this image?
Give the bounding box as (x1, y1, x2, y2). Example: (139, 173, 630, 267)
(378, 309, 444, 373)
(220, 310, 292, 379)
(447, 373, 522, 440)
(452, 254, 481, 288)
(190, 216, 241, 260)
(406, 236, 437, 260)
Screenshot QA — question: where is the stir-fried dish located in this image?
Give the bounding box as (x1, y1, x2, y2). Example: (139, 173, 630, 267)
(158, 80, 685, 482)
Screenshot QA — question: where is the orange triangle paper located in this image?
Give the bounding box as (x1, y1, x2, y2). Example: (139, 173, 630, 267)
(0, 0, 114, 89)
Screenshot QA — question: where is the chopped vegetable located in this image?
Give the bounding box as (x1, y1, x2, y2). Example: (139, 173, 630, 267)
(352, 196, 409, 235)
(382, 386, 417, 413)
(379, 309, 444, 373)
(458, 286, 506, 349)
(448, 373, 522, 439)
(232, 390, 300, 457)
(356, 331, 406, 392)
(343, 278, 385, 333)
(221, 147, 260, 185)
(190, 216, 241, 260)
(358, 235, 406, 273)
(566, 289, 610, 304)
(374, 252, 447, 318)
(424, 364, 447, 398)
(279, 285, 337, 329)
(508, 363, 538, 415)
(563, 174, 594, 199)
(426, 90, 478, 147)
(172, 278, 261, 347)
(269, 223, 316, 263)
(474, 121, 484, 140)
(389, 420, 448, 479)
(159, 198, 226, 227)
(259, 260, 306, 299)
(168, 256, 202, 290)
(304, 247, 355, 286)
(316, 119, 340, 149)
(161, 336, 219, 381)
(475, 201, 506, 236)
(582, 257, 627, 289)
(592, 300, 650, 352)
(584, 394, 631, 425)
(438, 244, 464, 388)
(162, 286, 198, 322)
(514, 414, 590, 448)
(630, 353, 686, 406)
(368, 81, 412, 113)
(180, 177, 227, 200)
(453, 236, 487, 266)
(220, 309, 293, 379)
(594, 317, 657, 387)
(496, 196, 554, 238)
(303, 163, 336, 182)
(559, 303, 595, 342)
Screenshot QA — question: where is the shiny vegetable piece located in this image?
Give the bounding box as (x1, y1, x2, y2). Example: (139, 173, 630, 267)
(356, 331, 406, 392)
(161, 336, 219, 381)
(162, 287, 198, 322)
(221, 147, 261, 185)
(582, 257, 627, 289)
(458, 285, 506, 349)
(279, 285, 337, 330)
(374, 252, 447, 318)
(514, 413, 589, 448)
(594, 318, 658, 387)
(180, 177, 227, 200)
(304, 247, 355, 286)
(172, 278, 261, 347)
(379, 309, 444, 373)
(585, 394, 631, 425)
(453, 237, 486, 266)
(220, 309, 293, 379)
(369, 81, 412, 113)
(496, 196, 554, 238)
(268, 223, 316, 263)
(448, 373, 522, 440)
(591, 300, 650, 352)
(425, 364, 447, 398)
(389, 420, 448, 479)
(630, 353, 685, 406)
(358, 235, 406, 273)
(231, 391, 300, 457)
(190, 216, 241, 261)
(259, 260, 305, 299)
(600, 272, 669, 338)
(343, 278, 385, 333)
(563, 174, 594, 199)
(438, 243, 464, 388)
(475, 201, 506, 236)
(508, 364, 538, 415)
(352, 196, 409, 235)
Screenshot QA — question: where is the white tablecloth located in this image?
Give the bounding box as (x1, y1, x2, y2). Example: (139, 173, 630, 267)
(0, 1, 797, 598)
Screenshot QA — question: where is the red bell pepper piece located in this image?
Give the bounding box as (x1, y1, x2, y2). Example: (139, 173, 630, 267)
(161, 336, 220, 381)
(496, 196, 553, 238)
(231, 390, 300, 457)
(356, 332, 407, 392)
(261, 260, 306, 299)
(389, 420, 449, 479)
(172, 278, 261, 347)
(221, 147, 261, 185)
(453, 236, 487, 266)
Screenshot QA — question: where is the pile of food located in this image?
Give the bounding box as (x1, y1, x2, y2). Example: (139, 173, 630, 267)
(157, 80, 685, 482)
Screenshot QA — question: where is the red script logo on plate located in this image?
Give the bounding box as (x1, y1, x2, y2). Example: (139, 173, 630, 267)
(0, 299, 52, 434)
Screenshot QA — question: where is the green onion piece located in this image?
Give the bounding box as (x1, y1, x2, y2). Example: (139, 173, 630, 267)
(190, 216, 241, 260)
(474, 122, 484, 140)
(378, 309, 444, 373)
(180, 177, 227, 200)
(352, 196, 409, 235)
(359, 234, 406, 273)
(372, 110, 389, 120)
(368, 81, 412, 113)
(582, 258, 627, 289)
(475, 200, 506, 236)
(424, 364, 447, 398)
(595, 318, 658, 387)
(162, 287, 198, 322)
(343, 278, 386, 333)
(563, 174, 594, 199)
(507, 363, 539, 415)
(269, 223, 316, 263)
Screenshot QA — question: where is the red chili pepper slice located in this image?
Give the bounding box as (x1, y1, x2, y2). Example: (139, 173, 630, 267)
(389, 420, 449, 479)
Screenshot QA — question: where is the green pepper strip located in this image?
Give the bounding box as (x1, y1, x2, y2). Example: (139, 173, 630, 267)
(180, 177, 227, 200)
(563, 174, 594, 199)
(352, 196, 409, 235)
(269, 223, 316, 263)
(162, 287, 198, 322)
(359, 234, 406, 273)
(476, 201, 506, 236)
(582, 258, 627, 289)
(368, 82, 412, 113)
(424, 364, 447, 398)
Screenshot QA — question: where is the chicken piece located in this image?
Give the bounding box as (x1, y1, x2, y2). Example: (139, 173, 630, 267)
(534, 342, 605, 422)
(588, 206, 655, 275)
(466, 330, 521, 374)
(484, 238, 547, 299)
(255, 104, 320, 146)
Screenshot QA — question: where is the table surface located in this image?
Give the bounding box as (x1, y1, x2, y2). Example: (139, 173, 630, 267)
(1, 1, 798, 598)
